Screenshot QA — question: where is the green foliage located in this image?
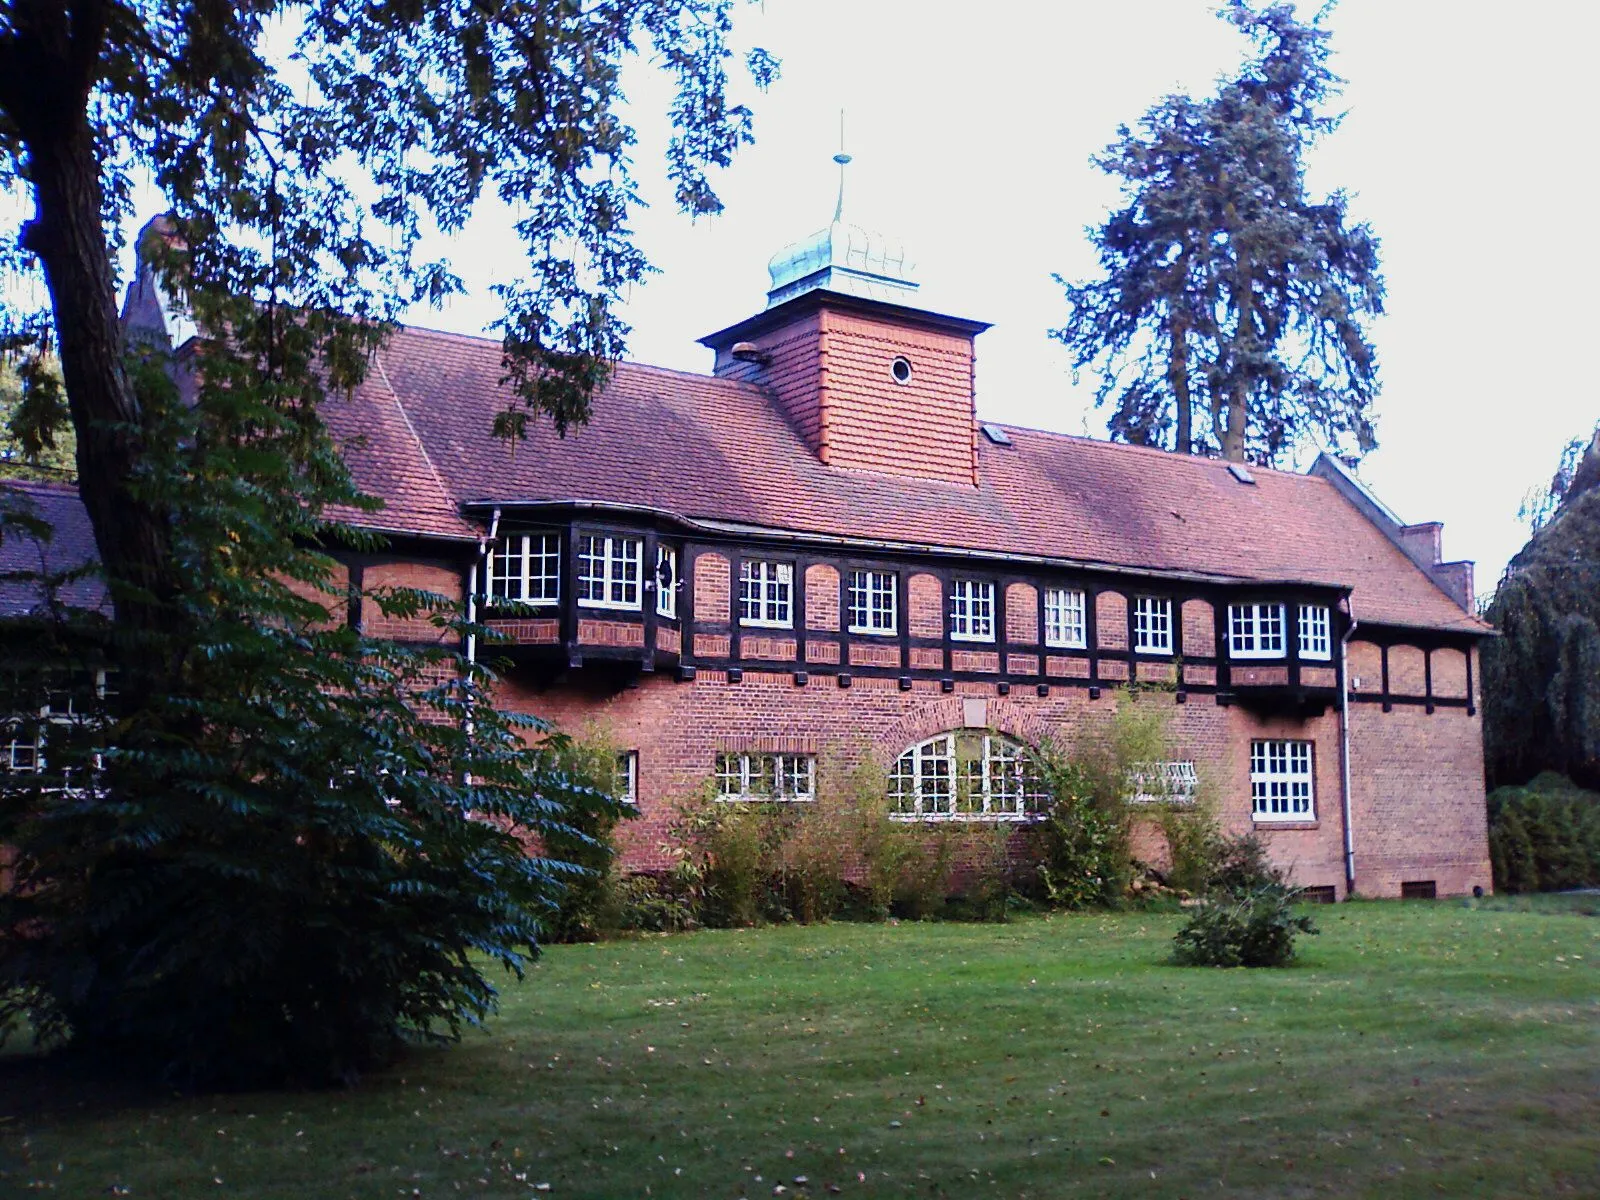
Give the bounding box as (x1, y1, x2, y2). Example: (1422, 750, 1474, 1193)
(1053, 0, 1383, 464)
(0, 355, 592, 1090)
(0, 356, 74, 481)
(539, 728, 635, 944)
(1486, 772, 1600, 894)
(1485, 431, 1600, 792)
(1172, 884, 1318, 967)
(1030, 755, 1130, 910)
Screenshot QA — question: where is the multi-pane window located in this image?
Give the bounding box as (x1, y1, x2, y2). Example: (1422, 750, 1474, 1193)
(616, 751, 639, 807)
(577, 534, 643, 610)
(1043, 587, 1087, 648)
(1133, 596, 1173, 654)
(1127, 761, 1199, 805)
(739, 559, 794, 628)
(1229, 603, 1286, 659)
(655, 546, 679, 619)
(1250, 740, 1315, 821)
(715, 752, 815, 802)
(888, 732, 1048, 821)
(949, 578, 996, 642)
(848, 569, 898, 635)
(486, 533, 560, 605)
(3, 728, 39, 774)
(1299, 605, 1332, 660)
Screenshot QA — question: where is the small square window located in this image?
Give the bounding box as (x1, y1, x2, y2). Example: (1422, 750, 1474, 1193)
(848, 570, 898, 636)
(949, 578, 996, 642)
(1133, 596, 1172, 654)
(1229, 603, 1286, 659)
(1299, 605, 1332, 660)
(1044, 588, 1086, 649)
(739, 559, 794, 628)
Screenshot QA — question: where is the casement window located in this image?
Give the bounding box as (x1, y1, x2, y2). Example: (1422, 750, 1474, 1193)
(577, 533, 643, 610)
(486, 532, 560, 605)
(1133, 596, 1173, 654)
(1250, 739, 1315, 822)
(888, 732, 1047, 821)
(948, 578, 996, 642)
(1298, 604, 1332, 660)
(739, 559, 794, 628)
(715, 752, 815, 802)
(1229, 603, 1286, 659)
(848, 569, 899, 636)
(655, 546, 679, 619)
(2, 728, 39, 774)
(1043, 587, 1087, 649)
(1127, 760, 1199, 805)
(616, 751, 639, 807)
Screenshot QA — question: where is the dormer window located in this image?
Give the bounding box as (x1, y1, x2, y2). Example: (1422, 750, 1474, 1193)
(949, 578, 996, 643)
(1229, 603, 1286, 659)
(486, 532, 560, 605)
(577, 533, 643, 610)
(1133, 596, 1172, 654)
(739, 559, 794, 628)
(1299, 605, 1332, 660)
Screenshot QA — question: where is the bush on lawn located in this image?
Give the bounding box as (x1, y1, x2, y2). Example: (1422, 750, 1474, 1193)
(539, 727, 636, 943)
(1172, 884, 1318, 967)
(1487, 771, 1600, 893)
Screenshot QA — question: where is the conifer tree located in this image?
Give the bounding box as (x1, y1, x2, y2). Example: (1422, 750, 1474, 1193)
(1054, 1, 1384, 465)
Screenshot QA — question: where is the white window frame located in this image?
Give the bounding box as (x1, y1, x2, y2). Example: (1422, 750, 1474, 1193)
(576, 533, 643, 611)
(1298, 604, 1332, 661)
(715, 752, 815, 802)
(486, 532, 560, 606)
(1250, 739, 1315, 822)
(655, 546, 679, 619)
(1229, 602, 1286, 659)
(1043, 587, 1087, 649)
(1133, 596, 1173, 655)
(888, 732, 1047, 822)
(848, 569, 899, 636)
(948, 578, 997, 643)
(738, 559, 794, 629)
(1127, 760, 1199, 805)
(3, 727, 40, 774)
(616, 750, 639, 807)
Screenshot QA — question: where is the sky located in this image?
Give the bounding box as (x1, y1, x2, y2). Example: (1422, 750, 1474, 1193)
(144, 1, 1600, 595)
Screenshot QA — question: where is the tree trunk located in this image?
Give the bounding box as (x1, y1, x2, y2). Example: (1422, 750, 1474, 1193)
(1222, 380, 1247, 462)
(21, 106, 177, 641)
(1169, 320, 1191, 456)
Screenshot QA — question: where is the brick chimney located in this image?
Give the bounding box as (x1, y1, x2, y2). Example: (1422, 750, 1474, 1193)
(698, 179, 989, 487)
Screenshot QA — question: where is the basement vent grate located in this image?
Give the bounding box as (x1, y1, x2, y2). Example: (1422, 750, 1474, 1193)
(1227, 463, 1257, 485)
(981, 424, 1013, 446)
(1300, 885, 1338, 905)
(1400, 880, 1437, 900)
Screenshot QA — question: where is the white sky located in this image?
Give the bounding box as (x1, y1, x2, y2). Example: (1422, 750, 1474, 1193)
(155, 1, 1600, 593)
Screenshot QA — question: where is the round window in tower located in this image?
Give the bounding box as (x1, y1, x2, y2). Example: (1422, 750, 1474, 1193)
(890, 356, 913, 385)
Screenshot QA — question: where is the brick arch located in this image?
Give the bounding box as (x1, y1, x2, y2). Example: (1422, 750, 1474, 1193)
(873, 696, 1055, 761)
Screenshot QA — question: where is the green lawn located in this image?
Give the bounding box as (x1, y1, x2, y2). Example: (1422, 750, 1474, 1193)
(3, 900, 1597, 1199)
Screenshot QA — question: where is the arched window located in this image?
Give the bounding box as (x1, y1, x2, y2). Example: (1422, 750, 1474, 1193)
(888, 732, 1048, 821)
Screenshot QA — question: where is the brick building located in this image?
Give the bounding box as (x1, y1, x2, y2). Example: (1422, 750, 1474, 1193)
(2, 208, 1495, 899)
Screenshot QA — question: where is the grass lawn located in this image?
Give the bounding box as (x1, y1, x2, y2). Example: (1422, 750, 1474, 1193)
(2, 899, 1597, 1199)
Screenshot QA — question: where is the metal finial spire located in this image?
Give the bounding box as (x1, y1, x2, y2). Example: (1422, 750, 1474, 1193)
(832, 109, 851, 222)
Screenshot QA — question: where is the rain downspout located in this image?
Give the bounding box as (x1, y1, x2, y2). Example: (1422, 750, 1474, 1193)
(1339, 596, 1359, 898)
(467, 506, 502, 669)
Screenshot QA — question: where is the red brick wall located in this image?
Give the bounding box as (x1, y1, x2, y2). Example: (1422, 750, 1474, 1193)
(805, 564, 839, 631)
(1007, 583, 1038, 643)
(485, 671, 1484, 897)
(694, 552, 730, 623)
(1097, 591, 1127, 651)
(714, 312, 826, 452)
(908, 572, 942, 639)
(361, 561, 461, 644)
(816, 310, 977, 486)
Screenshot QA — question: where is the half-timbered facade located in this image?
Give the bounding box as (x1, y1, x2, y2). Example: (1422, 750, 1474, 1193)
(2, 210, 1496, 899)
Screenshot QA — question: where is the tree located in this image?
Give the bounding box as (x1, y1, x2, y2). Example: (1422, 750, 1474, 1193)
(1484, 428, 1600, 793)
(1053, 0, 1384, 465)
(0, 2, 770, 1085)
(0, 355, 75, 481)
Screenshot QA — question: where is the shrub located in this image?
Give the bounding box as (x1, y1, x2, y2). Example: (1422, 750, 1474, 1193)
(1487, 772, 1600, 892)
(605, 873, 696, 934)
(665, 784, 784, 927)
(1172, 885, 1318, 967)
(540, 727, 635, 943)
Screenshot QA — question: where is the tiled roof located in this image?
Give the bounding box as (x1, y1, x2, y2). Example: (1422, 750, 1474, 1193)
(0, 479, 109, 617)
(366, 325, 1486, 634)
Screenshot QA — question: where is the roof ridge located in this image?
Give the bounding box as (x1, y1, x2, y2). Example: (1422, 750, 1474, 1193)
(371, 346, 465, 521)
(982, 422, 1325, 482)
(1, 476, 80, 495)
